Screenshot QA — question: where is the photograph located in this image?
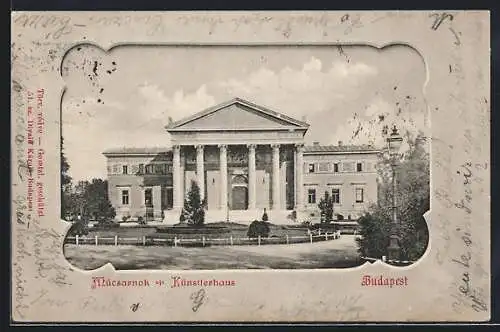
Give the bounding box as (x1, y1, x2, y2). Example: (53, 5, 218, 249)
(11, 11, 490, 323)
(60, 45, 430, 270)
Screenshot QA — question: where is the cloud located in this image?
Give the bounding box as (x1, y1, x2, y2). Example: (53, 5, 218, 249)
(330, 62, 378, 78)
(62, 84, 216, 181)
(218, 56, 378, 118)
(331, 96, 428, 150)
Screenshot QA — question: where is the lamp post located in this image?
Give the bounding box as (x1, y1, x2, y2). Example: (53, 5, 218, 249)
(386, 125, 403, 262)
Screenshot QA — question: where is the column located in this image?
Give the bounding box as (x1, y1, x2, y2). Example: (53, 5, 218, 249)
(272, 144, 280, 210)
(152, 185, 162, 219)
(295, 143, 304, 210)
(247, 144, 256, 210)
(172, 145, 182, 209)
(196, 145, 205, 200)
(219, 144, 228, 210)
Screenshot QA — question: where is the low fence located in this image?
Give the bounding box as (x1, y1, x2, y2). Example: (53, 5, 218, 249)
(361, 256, 415, 266)
(65, 231, 342, 248)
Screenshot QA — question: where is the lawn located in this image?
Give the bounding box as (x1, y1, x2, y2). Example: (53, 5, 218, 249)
(81, 222, 310, 240)
(63, 235, 362, 270)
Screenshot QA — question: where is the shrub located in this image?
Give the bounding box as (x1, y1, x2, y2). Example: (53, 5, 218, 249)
(94, 220, 120, 230)
(262, 208, 269, 222)
(355, 211, 391, 259)
(68, 221, 89, 236)
(122, 215, 130, 222)
(247, 220, 270, 238)
(137, 216, 146, 225)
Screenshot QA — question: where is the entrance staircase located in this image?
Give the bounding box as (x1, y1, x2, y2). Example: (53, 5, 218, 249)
(162, 209, 300, 225)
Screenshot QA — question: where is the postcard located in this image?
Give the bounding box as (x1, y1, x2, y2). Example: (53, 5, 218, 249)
(11, 11, 490, 322)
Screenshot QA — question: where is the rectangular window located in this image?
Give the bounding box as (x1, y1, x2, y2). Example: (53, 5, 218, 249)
(153, 164, 162, 175)
(121, 190, 129, 205)
(343, 162, 354, 172)
(357, 162, 363, 172)
(138, 163, 144, 174)
(308, 163, 315, 173)
(144, 188, 153, 207)
(318, 162, 330, 172)
(307, 189, 316, 204)
(122, 165, 128, 175)
(332, 188, 340, 204)
(145, 164, 153, 174)
(131, 164, 139, 174)
(333, 163, 339, 173)
(355, 188, 364, 203)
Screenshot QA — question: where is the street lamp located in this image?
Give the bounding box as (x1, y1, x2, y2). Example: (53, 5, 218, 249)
(386, 125, 403, 262)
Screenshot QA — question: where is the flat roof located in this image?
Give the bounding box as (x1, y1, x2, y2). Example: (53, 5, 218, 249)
(103, 144, 380, 156)
(102, 147, 171, 156)
(304, 144, 379, 154)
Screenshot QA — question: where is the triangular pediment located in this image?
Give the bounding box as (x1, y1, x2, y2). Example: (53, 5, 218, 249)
(166, 98, 309, 132)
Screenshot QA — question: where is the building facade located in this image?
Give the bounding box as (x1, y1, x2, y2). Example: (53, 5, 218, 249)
(103, 98, 379, 224)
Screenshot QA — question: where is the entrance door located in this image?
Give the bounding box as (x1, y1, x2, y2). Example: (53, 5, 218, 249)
(230, 174, 248, 210)
(232, 186, 248, 210)
(162, 187, 173, 210)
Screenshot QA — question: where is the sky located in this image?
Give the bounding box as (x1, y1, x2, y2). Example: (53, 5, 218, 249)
(61, 44, 428, 181)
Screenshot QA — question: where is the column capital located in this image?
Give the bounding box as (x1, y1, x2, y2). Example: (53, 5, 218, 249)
(271, 143, 280, 150)
(218, 144, 227, 151)
(195, 144, 204, 151)
(295, 143, 305, 151)
(247, 144, 257, 150)
(172, 145, 181, 151)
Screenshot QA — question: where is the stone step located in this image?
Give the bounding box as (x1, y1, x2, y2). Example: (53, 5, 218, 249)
(162, 209, 300, 225)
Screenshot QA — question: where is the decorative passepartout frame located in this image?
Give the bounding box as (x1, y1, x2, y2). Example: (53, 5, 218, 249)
(11, 11, 490, 322)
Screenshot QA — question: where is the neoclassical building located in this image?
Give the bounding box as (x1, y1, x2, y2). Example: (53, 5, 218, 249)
(103, 98, 379, 224)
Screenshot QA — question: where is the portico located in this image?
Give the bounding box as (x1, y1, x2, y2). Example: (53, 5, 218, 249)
(104, 97, 380, 225)
(166, 98, 309, 223)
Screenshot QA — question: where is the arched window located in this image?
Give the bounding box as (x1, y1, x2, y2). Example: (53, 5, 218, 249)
(232, 175, 248, 185)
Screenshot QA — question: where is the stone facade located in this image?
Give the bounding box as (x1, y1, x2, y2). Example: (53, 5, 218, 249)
(103, 98, 380, 224)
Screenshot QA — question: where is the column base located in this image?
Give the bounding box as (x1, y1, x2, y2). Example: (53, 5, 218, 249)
(387, 235, 401, 261)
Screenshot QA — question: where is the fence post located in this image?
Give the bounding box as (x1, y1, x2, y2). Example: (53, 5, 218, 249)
(230, 235, 233, 246)
(114, 235, 118, 246)
(95, 235, 98, 246)
(174, 236, 177, 247)
(309, 233, 313, 244)
(286, 234, 289, 245)
(325, 233, 328, 241)
(258, 235, 261, 246)
(142, 236, 146, 246)
(76, 234, 79, 246)
(202, 236, 205, 247)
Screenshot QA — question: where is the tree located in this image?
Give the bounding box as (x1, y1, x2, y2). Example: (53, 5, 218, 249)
(61, 136, 73, 220)
(356, 209, 392, 259)
(357, 132, 430, 261)
(180, 180, 206, 227)
(82, 179, 116, 221)
(318, 191, 334, 224)
(65, 179, 116, 222)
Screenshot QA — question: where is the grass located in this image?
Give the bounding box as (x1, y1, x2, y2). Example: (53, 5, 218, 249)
(64, 235, 361, 270)
(80, 222, 310, 240)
